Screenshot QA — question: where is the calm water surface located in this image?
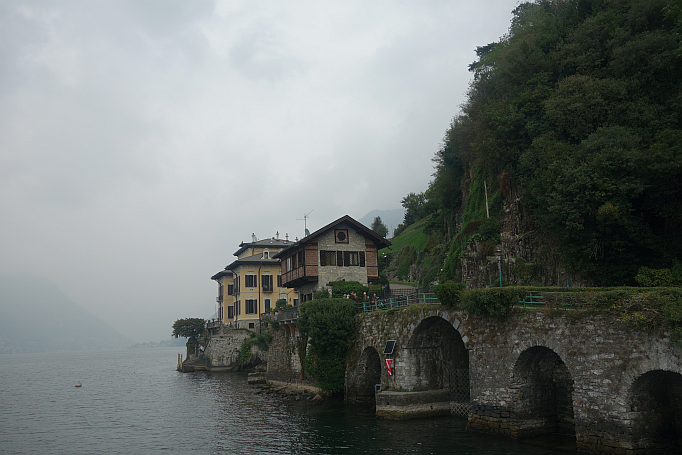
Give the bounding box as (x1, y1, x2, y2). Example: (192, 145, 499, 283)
(0, 348, 575, 454)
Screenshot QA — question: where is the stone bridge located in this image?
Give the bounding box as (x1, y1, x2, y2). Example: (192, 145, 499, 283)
(344, 306, 682, 454)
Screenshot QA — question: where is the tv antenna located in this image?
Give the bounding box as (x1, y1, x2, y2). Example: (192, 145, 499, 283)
(297, 209, 314, 237)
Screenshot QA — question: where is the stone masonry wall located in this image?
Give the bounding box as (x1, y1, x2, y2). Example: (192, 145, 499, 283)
(266, 325, 317, 388)
(205, 329, 254, 371)
(347, 306, 682, 454)
(316, 223, 369, 287)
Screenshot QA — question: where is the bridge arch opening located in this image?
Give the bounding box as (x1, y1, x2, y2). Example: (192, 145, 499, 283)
(345, 346, 381, 406)
(512, 346, 575, 438)
(630, 370, 682, 452)
(407, 316, 469, 413)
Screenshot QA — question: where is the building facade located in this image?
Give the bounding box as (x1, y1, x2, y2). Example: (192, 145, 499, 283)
(274, 215, 391, 302)
(211, 234, 299, 330)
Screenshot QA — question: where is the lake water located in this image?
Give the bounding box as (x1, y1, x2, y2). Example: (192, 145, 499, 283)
(0, 347, 575, 454)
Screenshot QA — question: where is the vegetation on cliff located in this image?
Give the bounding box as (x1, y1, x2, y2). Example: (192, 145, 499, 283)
(397, 0, 682, 286)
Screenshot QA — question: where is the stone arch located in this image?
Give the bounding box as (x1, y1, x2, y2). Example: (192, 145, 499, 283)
(511, 346, 575, 438)
(406, 316, 470, 410)
(346, 346, 382, 405)
(629, 370, 682, 452)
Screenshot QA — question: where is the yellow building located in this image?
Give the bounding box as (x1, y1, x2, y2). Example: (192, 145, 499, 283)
(211, 233, 298, 330)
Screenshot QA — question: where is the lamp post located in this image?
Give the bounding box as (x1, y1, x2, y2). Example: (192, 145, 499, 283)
(495, 246, 503, 287)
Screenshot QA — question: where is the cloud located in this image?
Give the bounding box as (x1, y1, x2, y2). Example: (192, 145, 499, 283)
(0, 0, 517, 342)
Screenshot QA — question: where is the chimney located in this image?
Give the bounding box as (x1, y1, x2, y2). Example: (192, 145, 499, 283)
(276, 231, 279, 240)
(252, 233, 256, 242)
(286, 233, 289, 241)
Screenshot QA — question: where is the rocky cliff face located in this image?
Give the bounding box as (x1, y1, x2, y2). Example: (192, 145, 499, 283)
(461, 191, 592, 289)
(385, 185, 592, 289)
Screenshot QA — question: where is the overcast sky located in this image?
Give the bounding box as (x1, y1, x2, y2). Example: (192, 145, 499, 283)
(0, 0, 519, 343)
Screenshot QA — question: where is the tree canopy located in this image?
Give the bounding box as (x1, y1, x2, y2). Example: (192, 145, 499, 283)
(370, 216, 389, 238)
(172, 318, 205, 342)
(298, 298, 358, 393)
(404, 0, 682, 285)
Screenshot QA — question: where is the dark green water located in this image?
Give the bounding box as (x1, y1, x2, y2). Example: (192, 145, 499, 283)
(0, 347, 575, 454)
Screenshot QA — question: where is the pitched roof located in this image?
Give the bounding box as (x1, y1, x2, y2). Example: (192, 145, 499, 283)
(273, 215, 391, 258)
(210, 269, 234, 280)
(233, 237, 295, 257)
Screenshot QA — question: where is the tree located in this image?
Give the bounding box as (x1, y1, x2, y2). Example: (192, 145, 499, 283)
(172, 318, 206, 341)
(401, 192, 427, 225)
(172, 318, 206, 356)
(370, 216, 388, 238)
(298, 298, 358, 393)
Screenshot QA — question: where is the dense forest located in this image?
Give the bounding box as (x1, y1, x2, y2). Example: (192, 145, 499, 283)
(399, 0, 682, 286)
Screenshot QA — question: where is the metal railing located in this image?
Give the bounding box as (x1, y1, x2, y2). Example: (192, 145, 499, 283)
(358, 292, 441, 313)
(517, 290, 594, 308)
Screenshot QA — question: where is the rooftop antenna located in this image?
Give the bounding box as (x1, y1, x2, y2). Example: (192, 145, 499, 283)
(297, 209, 314, 237)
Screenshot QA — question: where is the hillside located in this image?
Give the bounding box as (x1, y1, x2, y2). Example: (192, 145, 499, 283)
(0, 274, 132, 354)
(392, 0, 682, 288)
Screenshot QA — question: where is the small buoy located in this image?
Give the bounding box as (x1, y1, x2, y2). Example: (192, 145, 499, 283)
(75, 382, 82, 387)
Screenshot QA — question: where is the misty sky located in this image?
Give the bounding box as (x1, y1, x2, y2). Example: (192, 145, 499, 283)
(0, 0, 519, 343)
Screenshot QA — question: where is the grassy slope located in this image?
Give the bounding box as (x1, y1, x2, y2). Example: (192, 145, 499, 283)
(381, 218, 430, 255)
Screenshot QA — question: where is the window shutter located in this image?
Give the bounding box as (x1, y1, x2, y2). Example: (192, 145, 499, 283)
(359, 251, 365, 267)
(344, 251, 350, 267)
(320, 251, 327, 266)
(337, 251, 343, 266)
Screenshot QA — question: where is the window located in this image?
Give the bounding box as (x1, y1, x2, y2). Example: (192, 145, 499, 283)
(245, 274, 257, 288)
(320, 250, 337, 266)
(248, 322, 255, 329)
(264, 298, 271, 312)
(345, 251, 359, 266)
(335, 229, 349, 243)
(227, 284, 234, 295)
(246, 298, 257, 314)
(277, 275, 282, 287)
(235, 300, 241, 316)
(227, 305, 234, 319)
(321, 250, 364, 266)
(263, 250, 269, 259)
(286, 257, 292, 272)
(262, 275, 273, 292)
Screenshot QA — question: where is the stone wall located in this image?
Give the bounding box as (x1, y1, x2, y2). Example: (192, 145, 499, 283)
(204, 328, 263, 371)
(265, 324, 317, 389)
(346, 305, 682, 453)
(262, 301, 682, 452)
(316, 223, 371, 287)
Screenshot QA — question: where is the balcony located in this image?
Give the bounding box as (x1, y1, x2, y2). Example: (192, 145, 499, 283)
(216, 297, 223, 303)
(281, 265, 318, 288)
(276, 306, 300, 325)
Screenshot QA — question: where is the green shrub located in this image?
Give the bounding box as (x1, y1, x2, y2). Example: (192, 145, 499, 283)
(433, 281, 465, 307)
(299, 298, 358, 393)
(328, 280, 368, 298)
(650, 289, 682, 339)
(239, 333, 273, 364)
(635, 266, 678, 287)
(314, 289, 330, 300)
(460, 288, 524, 321)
